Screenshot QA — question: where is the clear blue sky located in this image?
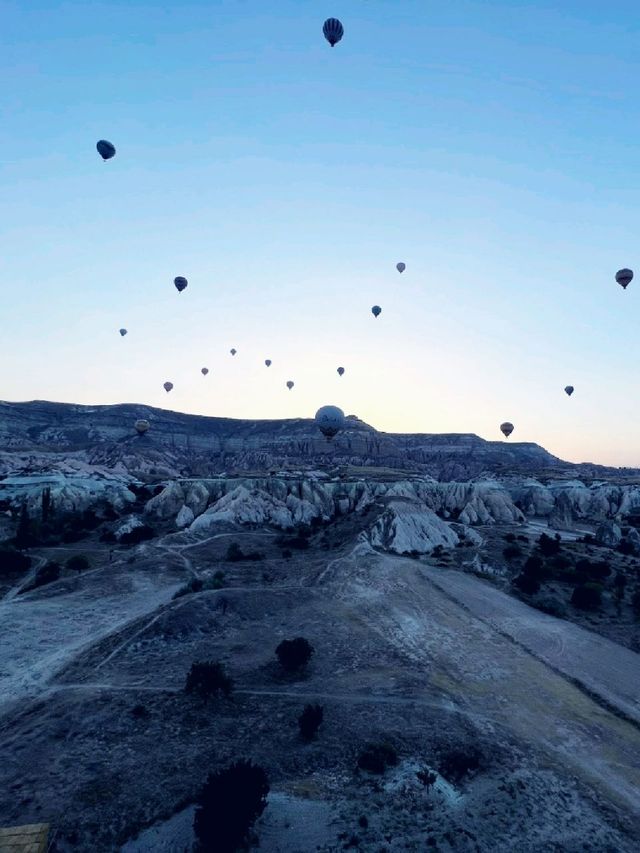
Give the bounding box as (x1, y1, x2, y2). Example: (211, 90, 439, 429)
(2, 0, 640, 465)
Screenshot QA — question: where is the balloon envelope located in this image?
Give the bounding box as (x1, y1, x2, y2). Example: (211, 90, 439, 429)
(616, 268, 633, 289)
(134, 419, 150, 435)
(337, 367, 345, 376)
(119, 328, 127, 336)
(201, 367, 209, 376)
(163, 382, 173, 393)
(500, 422, 514, 438)
(96, 139, 116, 160)
(315, 405, 345, 439)
(371, 305, 382, 318)
(230, 348, 237, 356)
(322, 17, 344, 46)
(265, 359, 272, 367)
(174, 276, 188, 292)
(564, 385, 574, 396)
(396, 262, 406, 273)
(286, 381, 294, 389)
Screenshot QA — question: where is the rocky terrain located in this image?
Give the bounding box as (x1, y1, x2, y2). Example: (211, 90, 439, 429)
(0, 400, 639, 851)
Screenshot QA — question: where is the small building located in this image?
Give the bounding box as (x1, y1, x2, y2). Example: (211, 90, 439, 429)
(0, 824, 49, 853)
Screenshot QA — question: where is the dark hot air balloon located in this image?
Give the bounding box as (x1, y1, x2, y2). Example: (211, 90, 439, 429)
(616, 268, 633, 289)
(396, 262, 406, 273)
(119, 328, 127, 337)
(96, 140, 116, 161)
(265, 359, 272, 367)
(286, 380, 294, 390)
(201, 367, 209, 376)
(163, 381, 173, 393)
(371, 305, 382, 318)
(500, 422, 514, 438)
(564, 385, 574, 396)
(323, 18, 344, 47)
(174, 276, 188, 292)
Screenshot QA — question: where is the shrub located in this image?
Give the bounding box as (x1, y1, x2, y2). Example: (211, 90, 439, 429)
(571, 583, 602, 611)
(614, 572, 627, 601)
(632, 588, 640, 617)
(503, 545, 522, 560)
(225, 543, 264, 562)
(513, 573, 540, 595)
(66, 555, 90, 573)
(131, 704, 150, 719)
(298, 704, 323, 741)
(538, 533, 561, 556)
(617, 539, 636, 556)
(185, 661, 233, 699)
(0, 548, 31, 576)
(358, 816, 369, 829)
(357, 742, 398, 774)
(32, 560, 61, 589)
(193, 760, 269, 853)
(438, 747, 482, 784)
(282, 549, 292, 559)
(119, 524, 155, 545)
(503, 533, 517, 543)
(275, 637, 314, 672)
(209, 570, 225, 590)
(173, 577, 204, 599)
(517, 534, 529, 543)
(588, 561, 612, 581)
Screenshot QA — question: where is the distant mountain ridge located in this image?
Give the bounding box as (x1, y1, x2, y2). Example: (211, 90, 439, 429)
(0, 399, 632, 481)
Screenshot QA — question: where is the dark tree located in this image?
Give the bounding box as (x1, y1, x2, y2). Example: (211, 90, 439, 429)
(225, 542, 243, 562)
(275, 637, 314, 672)
(15, 503, 31, 550)
(438, 747, 482, 784)
(298, 704, 323, 740)
(185, 661, 233, 699)
(41, 488, 51, 523)
(193, 760, 269, 853)
(503, 545, 522, 560)
(538, 533, 561, 557)
(631, 587, 640, 618)
(614, 571, 627, 602)
(416, 768, 438, 793)
(571, 583, 602, 611)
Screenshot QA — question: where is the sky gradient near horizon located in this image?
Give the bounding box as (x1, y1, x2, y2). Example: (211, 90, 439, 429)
(2, 0, 640, 466)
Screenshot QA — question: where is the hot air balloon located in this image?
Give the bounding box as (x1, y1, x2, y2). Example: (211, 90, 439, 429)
(163, 381, 173, 393)
(500, 422, 514, 438)
(134, 419, 150, 435)
(337, 367, 345, 376)
(396, 262, 406, 273)
(615, 268, 633, 289)
(323, 17, 344, 46)
(265, 359, 272, 367)
(286, 380, 294, 390)
(201, 367, 209, 376)
(174, 276, 188, 293)
(315, 405, 345, 439)
(564, 385, 574, 396)
(371, 305, 382, 318)
(119, 328, 127, 337)
(230, 348, 237, 356)
(96, 140, 116, 161)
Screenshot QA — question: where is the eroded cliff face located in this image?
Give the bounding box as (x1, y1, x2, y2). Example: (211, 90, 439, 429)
(0, 400, 575, 481)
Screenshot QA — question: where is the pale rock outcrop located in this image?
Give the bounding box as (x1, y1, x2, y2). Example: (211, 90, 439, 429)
(190, 486, 294, 532)
(144, 481, 185, 519)
(457, 482, 524, 525)
(369, 501, 459, 555)
(449, 522, 483, 546)
(184, 482, 210, 517)
(176, 505, 195, 528)
(549, 492, 574, 530)
(595, 520, 622, 548)
(115, 515, 145, 541)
